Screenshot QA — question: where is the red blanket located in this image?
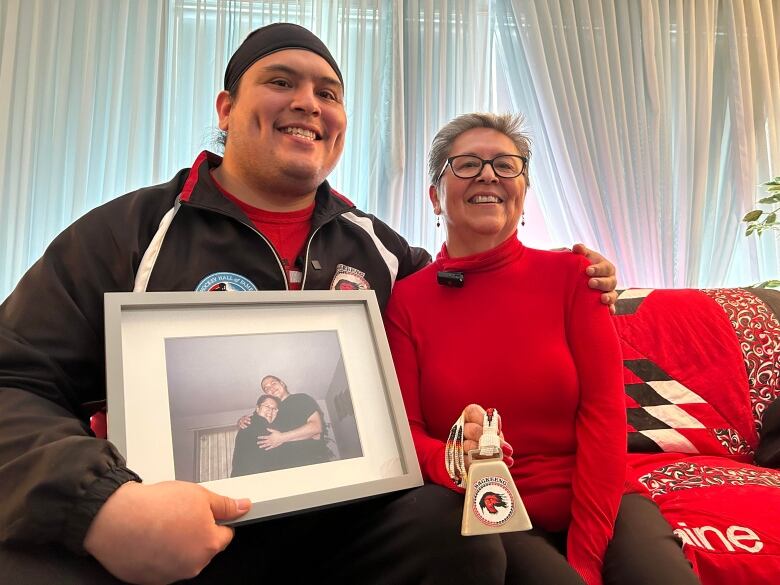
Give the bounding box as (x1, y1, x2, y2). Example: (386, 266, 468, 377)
(614, 288, 780, 584)
(628, 453, 780, 584)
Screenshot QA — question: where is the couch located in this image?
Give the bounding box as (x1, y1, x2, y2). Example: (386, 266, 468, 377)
(88, 286, 779, 582)
(613, 287, 780, 584)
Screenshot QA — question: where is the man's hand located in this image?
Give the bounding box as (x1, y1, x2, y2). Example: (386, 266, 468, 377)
(236, 414, 252, 430)
(462, 404, 513, 470)
(258, 413, 322, 449)
(257, 428, 285, 450)
(572, 243, 618, 314)
(84, 480, 250, 585)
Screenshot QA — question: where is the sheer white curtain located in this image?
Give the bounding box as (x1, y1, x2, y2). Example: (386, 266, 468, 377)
(497, 0, 780, 287)
(197, 426, 237, 482)
(0, 0, 169, 298)
(1, 0, 778, 299)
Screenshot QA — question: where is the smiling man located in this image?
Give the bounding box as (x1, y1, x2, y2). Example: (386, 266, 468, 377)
(212, 42, 347, 211)
(0, 23, 617, 585)
(254, 374, 332, 467)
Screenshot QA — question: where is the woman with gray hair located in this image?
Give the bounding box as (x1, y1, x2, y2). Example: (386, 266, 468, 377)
(385, 113, 699, 584)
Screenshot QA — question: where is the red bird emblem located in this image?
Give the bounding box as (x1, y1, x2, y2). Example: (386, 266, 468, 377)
(479, 491, 508, 514)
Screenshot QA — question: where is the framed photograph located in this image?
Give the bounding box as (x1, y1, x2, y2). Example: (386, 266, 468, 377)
(104, 290, 422, 525)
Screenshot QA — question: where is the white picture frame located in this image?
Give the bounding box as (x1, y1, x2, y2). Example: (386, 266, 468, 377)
(104, 290, 422, 525)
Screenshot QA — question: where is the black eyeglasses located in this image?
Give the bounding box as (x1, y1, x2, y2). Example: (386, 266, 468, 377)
(436, 154, 528, 183)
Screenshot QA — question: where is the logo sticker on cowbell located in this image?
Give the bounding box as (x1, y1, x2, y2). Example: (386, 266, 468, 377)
(195, 272, 258, 292)
(472, 476, 515, 527)
(330, 263, 370, 291)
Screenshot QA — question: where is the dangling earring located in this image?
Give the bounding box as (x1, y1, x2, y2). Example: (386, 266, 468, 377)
(521, 211, 525, 227)
(436, 215, 441, 228)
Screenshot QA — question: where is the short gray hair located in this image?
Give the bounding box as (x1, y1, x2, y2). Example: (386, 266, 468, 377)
(428, 113, 531, 186)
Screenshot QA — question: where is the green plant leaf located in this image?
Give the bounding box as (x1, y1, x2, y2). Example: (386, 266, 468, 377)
(766, 184, 780, 192)
(759, 194, 780, 204)
(764, 212, 777, 224)
(745, 225, 756, 236)
(743, 209, 763, 222)
(755, 279, 780, 289)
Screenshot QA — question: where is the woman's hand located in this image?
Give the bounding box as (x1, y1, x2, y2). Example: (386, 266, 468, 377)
(462, 404, 514, 469)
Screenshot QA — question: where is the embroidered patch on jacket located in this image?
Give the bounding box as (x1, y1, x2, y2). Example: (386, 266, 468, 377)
(330, 263, 370, 290)
(196, 272, 258, 292)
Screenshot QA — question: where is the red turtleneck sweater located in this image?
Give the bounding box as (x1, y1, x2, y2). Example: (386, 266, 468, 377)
(384, 234, 625, 585)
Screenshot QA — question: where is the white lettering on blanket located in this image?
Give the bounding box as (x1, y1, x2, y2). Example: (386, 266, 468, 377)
(674, 522, 763, 553)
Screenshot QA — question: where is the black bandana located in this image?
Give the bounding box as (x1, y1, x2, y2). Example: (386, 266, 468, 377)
(224, 22, 343, 93)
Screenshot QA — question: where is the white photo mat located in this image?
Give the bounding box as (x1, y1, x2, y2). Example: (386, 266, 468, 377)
(105, 290, 422, 524)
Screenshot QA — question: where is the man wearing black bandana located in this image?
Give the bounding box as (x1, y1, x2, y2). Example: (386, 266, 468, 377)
(0, 23, 618, 584)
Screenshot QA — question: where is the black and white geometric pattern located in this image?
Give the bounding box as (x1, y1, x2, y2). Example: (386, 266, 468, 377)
(614, 289, 654, 316)
(626, 358, 709, 454)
